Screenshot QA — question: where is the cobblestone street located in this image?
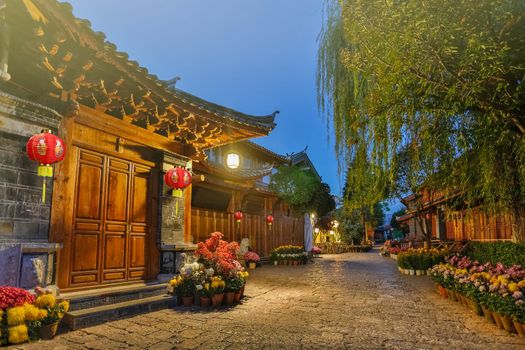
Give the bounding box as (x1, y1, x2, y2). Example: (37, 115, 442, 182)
(10, 250, 525, 350)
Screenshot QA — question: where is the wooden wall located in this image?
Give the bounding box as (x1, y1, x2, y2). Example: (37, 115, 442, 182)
(191, 208, 305, 257)
(445, 209, 513, 241)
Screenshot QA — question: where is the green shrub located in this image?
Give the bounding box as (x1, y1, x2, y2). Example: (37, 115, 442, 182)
(464, 242, 525, 267)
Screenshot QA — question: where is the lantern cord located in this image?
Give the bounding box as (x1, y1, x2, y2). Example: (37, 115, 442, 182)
(42, 180, 46, 203)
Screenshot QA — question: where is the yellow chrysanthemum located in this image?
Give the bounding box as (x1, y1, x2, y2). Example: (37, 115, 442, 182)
(23, 303, 40, 322)
(204, 283, 210, 290)
(8, 324, 29, 344)
(211, 281, 219, 289)
(7, 306, 26, 326)
(509, 283, 519, 293)
(35, 294, 56, 309)
(59, 300, 70, 313)
(37, 309, 48, 320)
(518, 280, 525, 288)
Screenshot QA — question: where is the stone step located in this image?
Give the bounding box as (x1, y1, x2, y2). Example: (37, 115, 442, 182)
(63, 283, 168, 312)
(62, 294, 175, 330)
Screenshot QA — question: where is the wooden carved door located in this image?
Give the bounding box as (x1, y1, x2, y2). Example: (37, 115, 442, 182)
(70, 148, 153, 287)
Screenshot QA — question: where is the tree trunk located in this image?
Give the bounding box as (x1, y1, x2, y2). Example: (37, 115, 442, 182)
(511, 206, 525, 242)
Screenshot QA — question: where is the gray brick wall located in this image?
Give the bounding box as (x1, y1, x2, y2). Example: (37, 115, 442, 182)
(0, 92, 62, 241)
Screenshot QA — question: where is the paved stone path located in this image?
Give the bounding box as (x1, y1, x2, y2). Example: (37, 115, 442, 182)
(9, 250, 525, 349)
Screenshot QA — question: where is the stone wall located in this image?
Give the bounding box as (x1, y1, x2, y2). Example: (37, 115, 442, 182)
(0, 91, 62, 288)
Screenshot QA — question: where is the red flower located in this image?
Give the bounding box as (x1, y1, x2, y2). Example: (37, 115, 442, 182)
(0, 286, 35, 310)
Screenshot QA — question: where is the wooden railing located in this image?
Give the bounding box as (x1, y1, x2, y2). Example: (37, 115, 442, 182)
(191, 208, 305, 257)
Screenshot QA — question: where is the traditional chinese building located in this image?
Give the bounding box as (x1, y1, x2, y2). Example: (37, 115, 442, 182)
(0, 0, 280, 297)
(397, 189, 514, 242)
(189, 141, 305, 260)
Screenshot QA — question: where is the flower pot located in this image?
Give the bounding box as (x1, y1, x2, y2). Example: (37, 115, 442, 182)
(467, 299, 483, 316)
(493, 313, 504, 329)
(446, 289, 457, 301)
(481, 305, 495, 324)
(249, 262, 256, 270)
(397, 266, 402, 273)
(437, 285, 448, 298)
(224, 291, 235, 306)
(200, 296, 211, 308)
(409, 269, 415, 276)
(500, 315, 517, 334)
(39, 322, 59, 340)
(240, 286, 245, 299)
(273, 261, 278, 266)
(415, 270, 422, 276)
(512, 320, 525, 337)
(182, 296, 193, 307)
(212, 293, 224, 307)
(234, 291, 241, 303)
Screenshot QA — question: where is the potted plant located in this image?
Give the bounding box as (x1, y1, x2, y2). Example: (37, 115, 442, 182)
(33, 291, 69, 340)
(196, 283, 212, 307)
(174, 277, 195, 307)
(210, 276, 225, 307)
(244, 251, 260, 269)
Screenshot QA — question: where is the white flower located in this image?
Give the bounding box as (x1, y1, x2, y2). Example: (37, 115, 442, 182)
(196, 284, 203, 291)
(206, 268, 214, 276)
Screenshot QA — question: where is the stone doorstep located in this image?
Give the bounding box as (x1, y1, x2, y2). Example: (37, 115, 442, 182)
(62, 294, 174, 331)
(62, 283, 168, 312)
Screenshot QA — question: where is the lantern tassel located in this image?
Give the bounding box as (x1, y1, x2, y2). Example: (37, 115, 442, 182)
(175, 200, 178, 216)
(42, 181, 46, 203)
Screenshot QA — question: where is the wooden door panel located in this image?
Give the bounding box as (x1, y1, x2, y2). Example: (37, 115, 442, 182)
(130, 236, 145, 268)
(132, 175, 148, 223)
(106, 170, 129, 221)
(72, 233, 99, 271)
(104, 235, 126, 269)
(75, 163, 103, 219)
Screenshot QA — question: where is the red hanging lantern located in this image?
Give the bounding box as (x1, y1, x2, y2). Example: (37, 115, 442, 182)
(164, 166, 192, 215)
(26, 130, 66, 203)
(234, 211, 243, 227)
(266, 214, 274, 226)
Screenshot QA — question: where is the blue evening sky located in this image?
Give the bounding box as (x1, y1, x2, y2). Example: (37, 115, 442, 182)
(66, 0, 344, 197)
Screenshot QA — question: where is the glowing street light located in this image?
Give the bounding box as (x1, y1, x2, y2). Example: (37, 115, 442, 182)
(226, 152, 240, 169)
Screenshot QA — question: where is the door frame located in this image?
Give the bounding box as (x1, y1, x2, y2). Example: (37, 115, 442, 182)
(50, 106, 168, 291)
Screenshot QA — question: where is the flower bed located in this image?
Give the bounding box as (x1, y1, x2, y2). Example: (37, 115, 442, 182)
(270, 245, 308, 265)
(431, 255, 525, 336)
(169, 232, 249, 308)
(397, 248, 447, 276)
(0, 287, 69, 345)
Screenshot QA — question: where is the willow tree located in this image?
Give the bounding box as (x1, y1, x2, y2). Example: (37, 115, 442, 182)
(317, 0, 525, 241)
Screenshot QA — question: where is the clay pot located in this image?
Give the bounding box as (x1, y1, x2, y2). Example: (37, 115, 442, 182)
(224, 291, 235, 306)
(249, 262, 256, 270)
(493, 312, 504, 329)
(467, 299, 483, 316)
(200, 296, 211, 307)
(481, 305, 495, 324)
(234, 291, 241, 303)
(415, 270, 422, 276)
(182, 296, 193, 307)
(500, 315, 517, 334)
(273, 261, 278, 266)
(212, 293, 224, 307)
(512, 320, 525, 337)
(409, 269, 415, 276)
(446, 289, 457, 302)
(39, 322, 59, 340)
(437, 285, 448, 298)
(240, 286, 245, 299)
